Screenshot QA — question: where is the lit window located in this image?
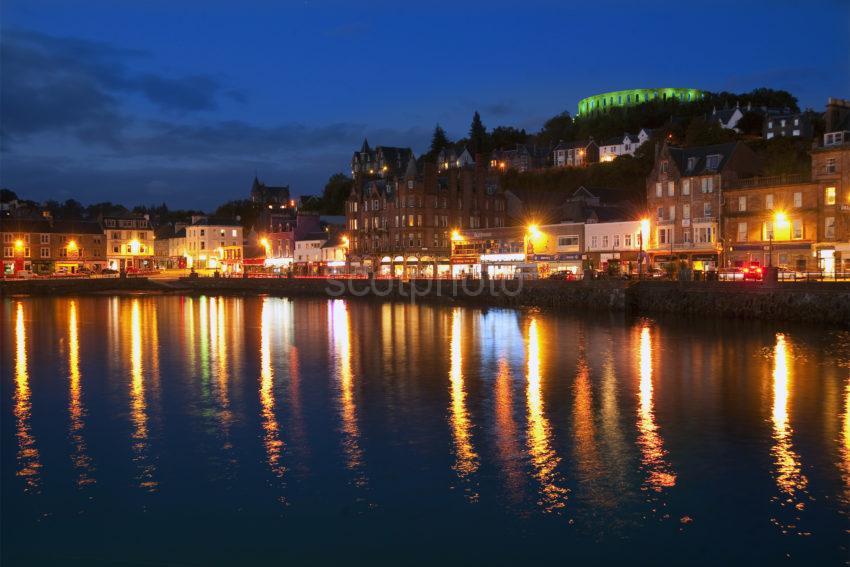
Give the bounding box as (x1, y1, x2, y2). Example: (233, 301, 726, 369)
(765, 194, 774, 209)
(825, 187, 836, 205)
(793, 192, 802, 208)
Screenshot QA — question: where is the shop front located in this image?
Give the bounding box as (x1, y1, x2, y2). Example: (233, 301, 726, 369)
(451, 255, 480, 278)
(530, 253, 582, 277)
(480, 253, 526, 279)
(728, 242, 813, 271)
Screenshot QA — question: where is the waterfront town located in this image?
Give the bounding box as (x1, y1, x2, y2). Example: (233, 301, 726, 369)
(3, 95, 849, 281)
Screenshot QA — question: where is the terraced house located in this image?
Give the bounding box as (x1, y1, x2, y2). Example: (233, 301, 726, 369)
(646, 141, 760, 271)
(346, 140, 507, 277)
(1, 217, 106, 275)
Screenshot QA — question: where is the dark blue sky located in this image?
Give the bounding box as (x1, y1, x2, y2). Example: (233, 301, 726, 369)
(2, 0, 848, 210)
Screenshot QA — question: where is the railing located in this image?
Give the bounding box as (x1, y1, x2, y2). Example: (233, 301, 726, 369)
(727, 173, 810, 189)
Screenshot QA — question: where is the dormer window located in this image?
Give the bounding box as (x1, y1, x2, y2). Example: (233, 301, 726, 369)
(660, 161, 668, 173)
(687, 157, 697, 171)
(706, 154, 721, 170)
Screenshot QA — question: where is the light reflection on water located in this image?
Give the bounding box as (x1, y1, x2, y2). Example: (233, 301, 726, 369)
(3, 296, 850, 564)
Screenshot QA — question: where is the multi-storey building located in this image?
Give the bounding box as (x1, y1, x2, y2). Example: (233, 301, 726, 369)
(722, 128, 850, 273)
(1, 217, 106, 275)
(584, 220, 644, 273)
(320, 233, 349, 275)
(251, 176, 298, 234)
(437, 147, 475, 170)
(489, 144, 550, 172)
(598, 129, 652, 162)
(811, 131, 850, 273)
(722, 176, 819, 270)
(553, 139, 599, 168)
(764, 113, 813, 140)
(646, 141, 759, 270)
(101, 214, 154, 271)
(346, 146, 507, 277)
(183, 216, 243, 272)
(294, 231, 327, 274)
(262, 212, 322, 271)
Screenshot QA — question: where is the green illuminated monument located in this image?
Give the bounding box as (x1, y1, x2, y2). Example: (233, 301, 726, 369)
(578, 88, 704, 116)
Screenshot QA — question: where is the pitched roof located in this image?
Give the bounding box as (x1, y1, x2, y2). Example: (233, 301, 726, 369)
(667, 141, 741, 176)
(0, 218, 103, 234)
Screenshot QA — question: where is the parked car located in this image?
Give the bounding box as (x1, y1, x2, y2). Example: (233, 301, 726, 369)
(101, 268, 119, 274)
(742, 262, 764, 281)
(548, 271, 576, 281)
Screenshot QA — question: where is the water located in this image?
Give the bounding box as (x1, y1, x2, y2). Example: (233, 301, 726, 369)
(2, 295, 849, 565)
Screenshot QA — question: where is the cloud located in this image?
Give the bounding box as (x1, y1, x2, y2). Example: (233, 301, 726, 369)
(0, 28, 227, 146)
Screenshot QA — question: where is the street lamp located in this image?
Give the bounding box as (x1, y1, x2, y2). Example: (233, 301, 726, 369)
(768, 211, 788, 267)
(639, 218, 650, 279)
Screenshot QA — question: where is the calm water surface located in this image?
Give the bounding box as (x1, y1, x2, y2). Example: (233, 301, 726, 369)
(2, 296, 849, 565)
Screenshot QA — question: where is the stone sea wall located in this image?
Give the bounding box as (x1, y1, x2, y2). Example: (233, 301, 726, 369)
(2, 277, 849, 327)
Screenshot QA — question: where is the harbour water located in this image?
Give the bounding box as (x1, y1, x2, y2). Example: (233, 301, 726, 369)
(2, 296, 849, 565)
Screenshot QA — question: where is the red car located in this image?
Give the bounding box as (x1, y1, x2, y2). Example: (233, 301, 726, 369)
(741, 262, 763, 281)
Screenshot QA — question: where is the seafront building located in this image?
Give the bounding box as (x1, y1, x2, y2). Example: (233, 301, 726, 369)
(102, 213, 155, 271)
(346, 140, 507, 277)
(1, 217, 106, 275)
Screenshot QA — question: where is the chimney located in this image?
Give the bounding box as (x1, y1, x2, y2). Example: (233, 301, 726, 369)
(825, 97, 850, 132)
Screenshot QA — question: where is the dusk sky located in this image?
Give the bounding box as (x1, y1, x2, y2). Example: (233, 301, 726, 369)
(2, 0, 848, 210)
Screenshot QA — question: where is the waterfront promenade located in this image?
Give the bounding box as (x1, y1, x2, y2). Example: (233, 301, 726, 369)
(3, 276, 849, 327)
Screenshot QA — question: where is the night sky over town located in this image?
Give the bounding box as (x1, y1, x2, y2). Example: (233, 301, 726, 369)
(2, 0, 849, 208)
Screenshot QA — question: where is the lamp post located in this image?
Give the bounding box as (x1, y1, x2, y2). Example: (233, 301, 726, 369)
(768, 211, 788, 268)
(639, 219, 649, 279)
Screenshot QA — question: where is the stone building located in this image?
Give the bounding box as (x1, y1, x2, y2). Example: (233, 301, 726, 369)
(102, 213, 154, 271)
(646, 141, 760, 270)
(346, 143, 507, 277)
(1, 217, 106, 275)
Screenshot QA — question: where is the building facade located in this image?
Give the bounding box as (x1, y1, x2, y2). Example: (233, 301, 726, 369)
(553, 140, 599, 168)
(598, 129, 652, 162)
(346, 147, 507, 277)
(183, 217, 243, 272)
(584, 220, 643, 274)
(1, 218, 106, 275)
(102, 214, 154, 271)
(646, 141, 760, 270)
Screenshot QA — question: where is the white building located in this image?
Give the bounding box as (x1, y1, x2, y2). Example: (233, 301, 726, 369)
(320, 234, 349, 274)
(294, 231, 327, 273)
(184, 217, 243, 272)
(599, 129, 652, 162)
(584, 220, 644, 272)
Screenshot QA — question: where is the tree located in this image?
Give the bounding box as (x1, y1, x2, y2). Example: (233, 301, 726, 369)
(489, 126, 528, 149)
(468, 111, 487, 154)
(684, 117, 736, 147)
(215, 199, 259, 231)
(427, 124, 451, 160)
(0, 188, 19, 203)
(320, 173, 354, 215)
(736, 111, 765, 136)
(537, 111, 574, 146)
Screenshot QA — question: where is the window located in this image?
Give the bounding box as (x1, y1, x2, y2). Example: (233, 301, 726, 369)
(706, 154, 721, 170)
(112, 232, 121, 239)
(3, 247, 12, 257)
(696, 227, 714, 244)
(602, 235, 609, 248)
(826, 158, 837, 173)
(701, 177, 713, 193)
(765, 194, 774, 210)
(683, 229, 692, 243)
(2, 234, 10, 243)
(738, 196, 747, 212)
(794, 118, 799, 126)
(40, 234, 49, 244)
(557, 235, 579, 248)
(825, 217, 836, 239)
(660, 161, 668, 174)
(687, 157, 697, 171)
(624, 234, 632, 247)
(669, 205, 676, 221)
(655, 182, 662, 197)
(658, 228, 672, 245)
(657, 207, 664, 220)
(793, 192, 802, 208)
(682, 179, 690, 195)
(737, 222, 747, 242)
(231, 229, 238, 237)
(704, 202, 712, 217)
(24, 248, 30, 258)
(200, 242, 206, 250)
(792, 219, 802, 240)
(113, 245, 120, 253)
(591, 236, 598, 248)
(613, 235, 620, 248)
(667, 181, 675, 196)
(41, 247, 50, 258)
(768, 121, 773, 128)
(826, 186, 836, 205)
(683, 204, 690, 219)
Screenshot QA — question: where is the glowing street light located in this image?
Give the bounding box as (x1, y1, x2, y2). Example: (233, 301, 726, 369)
(67, 240, 78, 251)
(768, 211, 789, 268)
(639, 218, 650, 279)
(14, 239, 24, 251)
(341, 235, 350, 248)
(451, 230, 463, 242)
(527, 224, 541, 239)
